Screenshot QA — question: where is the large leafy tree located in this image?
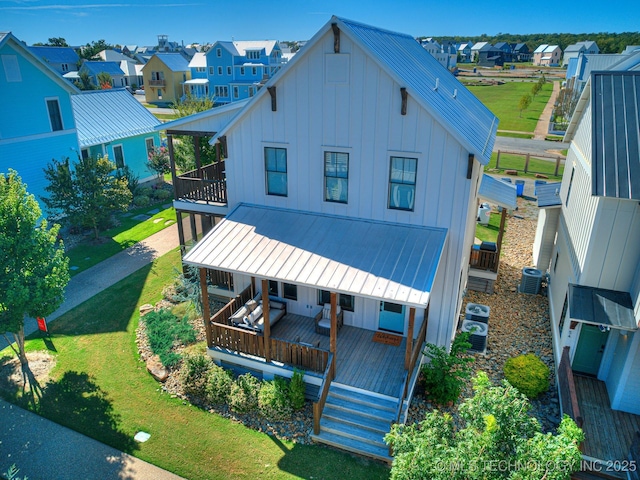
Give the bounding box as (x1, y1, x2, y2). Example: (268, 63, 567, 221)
(170, 95, 218, 172)
(79, 39, 111, 60)
(0, 170, 69, 365)
(386, 372, 584, 480)
(42, 156, 132, 239)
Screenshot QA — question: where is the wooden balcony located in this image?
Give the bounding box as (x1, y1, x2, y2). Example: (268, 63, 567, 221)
(469, 246, 499, 273)
(148, 79, 166, 87)
(174, 162, 227, 205)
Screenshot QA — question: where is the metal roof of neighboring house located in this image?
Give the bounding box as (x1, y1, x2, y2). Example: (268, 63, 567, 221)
(608, 51, 640, 72)
(622, 46, 640, 55)
(152, 53, 189, 71)
(534, 44, 548, 53)
(189, 52, 206, 68)
(97, 49, 130, 62)
(545, 45, 560, 53)
(184, 78, 209, 84)
(478, 174, 517, 209)
(565, 43, 586, 53)
(568, 284, 637, 330)
(471, 41, 489, 50)
(71, 89, 161, 148)
(119, 60, 139, 76)
(536, 182, 562, 208)
(566, 57, 579, 79)
(28, 45, 79, 65)
(576, 54, 627, 82)
(81, 61, 124, 76)
(233, 40, 278, 56)
(514, 43, 528, 52)
(211, 16, 498, 165)
(183, 204, 448, 307)
(591, 71, 640, 200)
(156, 99, 248, 133)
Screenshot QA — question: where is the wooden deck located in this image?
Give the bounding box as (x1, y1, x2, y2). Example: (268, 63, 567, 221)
(574, 374, 640, 463)
(271, 314, 408, 398)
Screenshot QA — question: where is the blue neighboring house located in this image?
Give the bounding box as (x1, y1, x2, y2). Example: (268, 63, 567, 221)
(184, 52, 209, 99)
(71, 89, 162, 184)
(205, 40, 285, 103)
(79, 61, 126, 88)
(0, 32, 80, 206)
(28, 45, 80, 76)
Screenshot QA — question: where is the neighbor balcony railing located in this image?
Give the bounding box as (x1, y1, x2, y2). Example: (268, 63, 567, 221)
(175, 162, 227, 204)
(148, 79, 166, 87)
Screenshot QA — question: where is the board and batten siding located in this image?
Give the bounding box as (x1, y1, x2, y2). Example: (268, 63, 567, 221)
(533, 207, 560, 271)
(572, 102, 592, 166)
(224, 29, 479, 347)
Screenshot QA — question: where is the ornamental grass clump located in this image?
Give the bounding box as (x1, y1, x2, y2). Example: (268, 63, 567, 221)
(229, 373, 261, 414)
(503, 353, 550, 398)
(144, 308, 197, 367)
(180, 354, 212, 399)
(258, 377, 293, 420)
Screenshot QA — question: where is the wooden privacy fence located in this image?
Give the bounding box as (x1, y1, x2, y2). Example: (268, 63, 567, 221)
(495, 150, 564, 177)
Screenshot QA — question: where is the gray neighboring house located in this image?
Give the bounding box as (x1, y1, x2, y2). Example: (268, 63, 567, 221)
(562, 40, 600, 66)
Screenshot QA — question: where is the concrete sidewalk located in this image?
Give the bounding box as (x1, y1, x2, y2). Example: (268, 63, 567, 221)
(0, 399, 185, 480)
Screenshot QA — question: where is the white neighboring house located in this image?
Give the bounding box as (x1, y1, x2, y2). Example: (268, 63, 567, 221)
(158, 15, 497, 459)
(421, 38, 457, 70)
(533, 69, 640, 416)
(533, 44, 562, 66)
(562, 40, 599, 66)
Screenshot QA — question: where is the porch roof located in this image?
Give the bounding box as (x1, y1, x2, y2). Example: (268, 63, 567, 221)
(478, 174, 517, 209)
(183, 204, 448, 308)
(568, 284, 638, 330)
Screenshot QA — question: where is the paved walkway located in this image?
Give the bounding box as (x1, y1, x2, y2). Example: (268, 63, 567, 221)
(1, 224, 184, 480)
(533, 80, 561, 140)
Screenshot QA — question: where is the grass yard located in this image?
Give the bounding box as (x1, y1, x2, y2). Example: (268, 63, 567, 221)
(475, 210, 505, 243)
(486, 152, 564, 180)
(466, 81, 553, 132)
(2, 250, 390, 480)
(66, 204, 176, 276)
(496, 132, 534, 139)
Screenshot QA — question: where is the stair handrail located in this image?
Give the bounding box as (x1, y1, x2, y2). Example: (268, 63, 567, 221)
(313, 352, 335, 435)
(393, 370, 409, 425)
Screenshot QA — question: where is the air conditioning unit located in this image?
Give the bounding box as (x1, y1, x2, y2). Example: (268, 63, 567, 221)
(461, 319, 488, 353)
(520, 267, 543, 294)
(465, 303, 490, 323)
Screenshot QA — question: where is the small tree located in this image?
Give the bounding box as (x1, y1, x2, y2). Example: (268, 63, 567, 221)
(147, 146, 171, 180)
(75, 70, 96, 91)
(518, 94, 532, 117)
(531, 82, 541, 97)
(0, 170, 70, 366)
(170, 95, 218, 172)
(42, 156, 132, 239)
(386, 372, 584, 480)
(97, 71, 113, 90)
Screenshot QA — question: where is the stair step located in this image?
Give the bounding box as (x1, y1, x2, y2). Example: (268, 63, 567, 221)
(320, 418, 387, 447)
(311, 430, 392, 463)
(325, 395, 396, 422)
(323, 405, 391, 434)
(329, 385, 397, 412)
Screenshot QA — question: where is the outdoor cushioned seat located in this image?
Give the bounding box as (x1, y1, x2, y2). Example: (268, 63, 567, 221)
(315, 304, 343, 335)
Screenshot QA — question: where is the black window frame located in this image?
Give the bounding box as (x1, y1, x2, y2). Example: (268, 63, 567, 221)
(324, 151, 349, 204)
(283, 283, 297, 301)
(264, 147, 288, 196)
(388, 156, 418, 211)
(317, 290, 354, 312)
(46, 98, 63, 132)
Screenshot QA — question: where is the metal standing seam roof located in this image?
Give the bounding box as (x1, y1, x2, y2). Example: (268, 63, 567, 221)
(478, 174, 517, 209)
(28, 46, 79, 64)
(591, 71, 640, 200)
(536, 182, 562, 208)
(81, 61, 125, 76)
(71, 89, 161, 148)
(153, 53, 189, 72)
(233, 40, 278, 56)
(183, 204, 448, 308)
(568, 284, 637, 330)
(189, 52, 206, 68)
(321, 17, 498, 164)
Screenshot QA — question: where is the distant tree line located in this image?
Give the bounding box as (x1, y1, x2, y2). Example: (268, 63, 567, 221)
(422, 32, 640, 54)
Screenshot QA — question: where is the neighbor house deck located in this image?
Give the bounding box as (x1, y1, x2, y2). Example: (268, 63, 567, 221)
(574, 374, 640, 465)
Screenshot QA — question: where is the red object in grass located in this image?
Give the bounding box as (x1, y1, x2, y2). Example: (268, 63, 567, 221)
(37, 317, 48, 332)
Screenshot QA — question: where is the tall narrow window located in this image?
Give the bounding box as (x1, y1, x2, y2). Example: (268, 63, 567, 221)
(388, 156, 417, 211)
(324, 152, 348, 203)
(264, 147, 287, 196)
(145, 138, 154, 157)
(233, 86, 239, 99)
(217, 66, 222, 75)
(113, 145, 125, 169)
(46, 98, 63, 131)
(565, 167, 575, 206)
(227, 66, 231, 75)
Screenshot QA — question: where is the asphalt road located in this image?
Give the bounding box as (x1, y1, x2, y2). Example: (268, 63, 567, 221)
(494, 136, 569, 156)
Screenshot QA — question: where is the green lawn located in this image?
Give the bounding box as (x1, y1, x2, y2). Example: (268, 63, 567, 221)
(496, 132, 533, 139)
(486, 152, 564, 179)
(466, 81, 553, 132)
(66, 204, 176, 276)
(2, 250, 390, 480)
(475, 211, 504, 243)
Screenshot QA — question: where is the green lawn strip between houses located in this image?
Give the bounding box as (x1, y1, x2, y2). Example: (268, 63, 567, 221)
(475, 210, 505, 244)
(486, 152, 564, 180)
(6, 249, 390, 480)
(465, 81, 553, 133)
(65, 205, 176, 276)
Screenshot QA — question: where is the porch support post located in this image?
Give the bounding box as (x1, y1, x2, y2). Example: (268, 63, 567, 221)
(176, 210, 186, 254)
(200, 268, 212, 347)
(251, 276, 256, 298)
(405, 307, 415, 369)
(262, 279, 271, 363)
(330, 292, 337, 362)
(193, 135, 202, 173)
(495, 207, 507, 272)
(167, 134, 178, 199)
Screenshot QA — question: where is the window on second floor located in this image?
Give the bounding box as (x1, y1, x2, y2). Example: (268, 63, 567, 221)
(240, 67, 245, 76)
(388, 156, 417, 211)
(217, 66, 222, 75)
(46, 98, 63, 132)
(264, 147, 287, 196)
(246, 50, 260, 60)
(248, 86, 255, 97)
(324, 152, 348, 203)
(196, 67, 205, 73)
(209, 66, 214, 75)
(252, 67, 257, 76)
(216, 48, 222, 57)
(227, 66, 231, 75)
(61, 63, 69, 72)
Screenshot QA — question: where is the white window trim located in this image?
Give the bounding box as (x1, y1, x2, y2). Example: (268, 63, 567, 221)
(145, 137, 155, 156)
(112, 144, 125, 168)
(44, 97, 64, 132)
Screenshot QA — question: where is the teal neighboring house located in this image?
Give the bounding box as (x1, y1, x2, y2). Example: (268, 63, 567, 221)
(0, 31, 80, 205)
(71, 88, 162, 184)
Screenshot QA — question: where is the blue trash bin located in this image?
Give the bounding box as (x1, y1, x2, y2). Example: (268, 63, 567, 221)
(534, 180, 547, 195)
(515, 180, 525, 197)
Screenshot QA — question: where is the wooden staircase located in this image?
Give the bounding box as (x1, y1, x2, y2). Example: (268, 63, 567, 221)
(310, 384, 396, 463)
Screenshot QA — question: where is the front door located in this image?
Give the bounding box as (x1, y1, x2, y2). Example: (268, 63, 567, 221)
(379, 302, 405, 334)
(572, 324, 610, 376)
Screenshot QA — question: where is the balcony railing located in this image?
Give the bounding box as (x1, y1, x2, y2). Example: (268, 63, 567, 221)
(148, 79, 166, 87)
(175, 162, 227, 204)
(469, 247, 499, 273)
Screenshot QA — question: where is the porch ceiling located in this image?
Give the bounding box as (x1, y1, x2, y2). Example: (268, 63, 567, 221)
(183, 204, 448, 307)
(568, 284, 638, 330)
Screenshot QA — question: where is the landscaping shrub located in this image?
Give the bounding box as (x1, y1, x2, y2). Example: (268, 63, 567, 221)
(503, 353, 549, 398)
(258, 377, 292, 420)
(206, 364, 233, 405)
(229, 373, 261, 414)
(133, 195, 150, 207)
(180, 354, 212, 399)
(136, 186, 153, 197)
(144, 308, 197, 368)
(420, 332, 474, 405)
(289, 369, 306, 410)
(152, 188, 171, 201)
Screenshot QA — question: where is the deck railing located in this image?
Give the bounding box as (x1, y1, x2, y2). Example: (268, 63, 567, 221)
(269, 338, 329, 373)
(558, 346, 583, 428)
(175, 162, 227, 204)
(469, 247, 499, 272)
(313, 353, 336, 434)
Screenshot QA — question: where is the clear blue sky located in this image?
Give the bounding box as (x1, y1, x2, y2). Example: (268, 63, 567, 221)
(1, 0, 638, 47)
